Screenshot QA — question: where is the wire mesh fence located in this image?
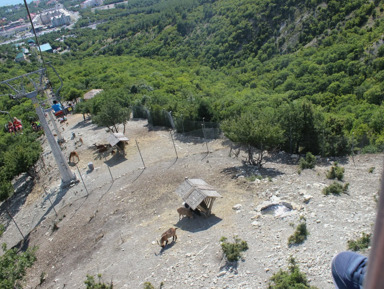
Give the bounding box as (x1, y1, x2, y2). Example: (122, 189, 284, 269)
(132, 105, 222, 139)
(0, 107, 223, 249)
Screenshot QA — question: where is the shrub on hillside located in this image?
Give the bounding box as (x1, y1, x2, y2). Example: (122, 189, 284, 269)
(0, 224, 4, 237)
(0, 244, 37, 289)
(288, 222, 308, 246)
(299, 152, 316, 170)
(322, 182, 349, 195)
(348, 233, 371, 251)
(268, 257, 318, 289)
(326, 162, 345, 181)
(220, 236, 248, 262)
(84, 274, 113, 289)
(143, 282, 164, 289)
(143, 283, 155, 289)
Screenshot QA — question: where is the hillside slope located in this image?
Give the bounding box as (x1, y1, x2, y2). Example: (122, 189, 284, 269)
(0, 114, 380, 289)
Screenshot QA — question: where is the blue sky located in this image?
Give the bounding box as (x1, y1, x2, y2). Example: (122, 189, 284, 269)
(0, 0, 34, 8)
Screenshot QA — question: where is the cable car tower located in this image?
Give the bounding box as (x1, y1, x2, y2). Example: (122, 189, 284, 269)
(0, 68, 77, 187)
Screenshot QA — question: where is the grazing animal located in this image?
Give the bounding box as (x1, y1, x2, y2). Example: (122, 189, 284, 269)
(157, 228, 178, 248)
(93, 143, 111, 153)
(69, 151, 80, 163)
(177, 207, 194, 220)
(98, 144, 111, 153)
(79, 137, 84, 145)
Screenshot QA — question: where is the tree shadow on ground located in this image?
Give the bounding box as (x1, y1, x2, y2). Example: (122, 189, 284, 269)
(0, 176, 34, 228)
(175, 214, 222, 233)
(221, 165, 284, 179)
(71, 119, 94, 130)
(34, 185, 73, 229)
(315, 156, 350, 167)
(91, 125, 108, 132)
(219, 260, 241, 274)
(12, 232, 32, 251)
(263, 152, 299, 165)
(104, 153, 127, 167)
(0, 190, 29, 219)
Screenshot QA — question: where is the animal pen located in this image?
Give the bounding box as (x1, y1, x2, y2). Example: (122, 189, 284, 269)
(175, 178, 222, 216)
(107, 132, 129, 155)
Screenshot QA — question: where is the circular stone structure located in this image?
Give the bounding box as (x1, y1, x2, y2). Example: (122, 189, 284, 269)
(257, 201, 296, 217)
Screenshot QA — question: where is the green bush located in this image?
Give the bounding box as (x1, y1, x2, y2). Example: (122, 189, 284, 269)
(246, 174, 263, 182)
(0, 243, 37, 289)
(143, 282, 164, 289)
(326, 162, 345, 181)
(0, 224, 4, 237)
(220, 236, 248, 262)
(299, 152, 316, 170)
(288, 222, 308, 246)
(368, 167, 375, 173)
(322, 182, 349, 195)
(268, 257, 318, 289)
(143, 282, 155, 289)
(347, 232, 371, 251)
(84, 274, 113, 289)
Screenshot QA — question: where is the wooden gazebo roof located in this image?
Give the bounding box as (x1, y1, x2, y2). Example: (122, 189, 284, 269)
(107, 133, 129, 147)
(83, 89, 103, 100)
(175, 178, 222, 215)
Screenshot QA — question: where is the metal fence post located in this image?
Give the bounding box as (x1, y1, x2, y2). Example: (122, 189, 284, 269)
(43, 186, 58, 217)
(106, 164, 114, 182)
(76, 165, 89, 196)
(202, 117, 209, 154)
(135, 139, 146, 169)
(170, 130, 178, 159)
(6, 208, 24, 239)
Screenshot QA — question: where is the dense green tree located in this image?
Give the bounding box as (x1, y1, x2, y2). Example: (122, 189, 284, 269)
(222, 111, 284, 167)
(0, 244, 37, 289)
(92, 100, 131, 133)
(65, 88, 83, 103)
(2, 0, 384, 194)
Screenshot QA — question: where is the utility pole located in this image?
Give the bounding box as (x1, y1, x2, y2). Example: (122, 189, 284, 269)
(1, 69, 77, 187)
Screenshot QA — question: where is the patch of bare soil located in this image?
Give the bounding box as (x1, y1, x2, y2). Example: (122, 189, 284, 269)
(1, 112, 382, 289)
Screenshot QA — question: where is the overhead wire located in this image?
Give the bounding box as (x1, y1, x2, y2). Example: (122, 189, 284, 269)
(23, 0, 56, 104)
(23, 0, 47, 70)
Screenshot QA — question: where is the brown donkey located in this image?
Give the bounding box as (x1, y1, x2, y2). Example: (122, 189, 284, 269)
(157, 228, 178, 248)
(69, 151, 80, 163)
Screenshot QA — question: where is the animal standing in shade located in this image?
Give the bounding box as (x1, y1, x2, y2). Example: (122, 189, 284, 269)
(177, 207, 194, 220)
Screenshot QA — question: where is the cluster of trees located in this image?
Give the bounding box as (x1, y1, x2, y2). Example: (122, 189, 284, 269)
(1, 0, 384, 199)
(1, 0, 384, 285)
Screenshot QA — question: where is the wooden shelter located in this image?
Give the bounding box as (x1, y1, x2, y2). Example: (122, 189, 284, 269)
(175, 178, 222, 216)
(107, 133, 129, 155)
(83, 89, 103, 100)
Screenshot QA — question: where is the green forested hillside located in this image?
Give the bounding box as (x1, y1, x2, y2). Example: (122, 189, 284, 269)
(1, 0, 384, 199)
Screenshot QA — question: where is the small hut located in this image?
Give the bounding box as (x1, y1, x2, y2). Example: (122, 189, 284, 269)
(107, 133, 129, 155)
(83, 89, 103, 101)
(175, 178, 222, 216)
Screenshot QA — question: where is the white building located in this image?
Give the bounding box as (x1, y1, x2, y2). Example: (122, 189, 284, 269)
(32, 8, 72, 28)
(52, 14, 71, 27)
(80, 0, 103, 9)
